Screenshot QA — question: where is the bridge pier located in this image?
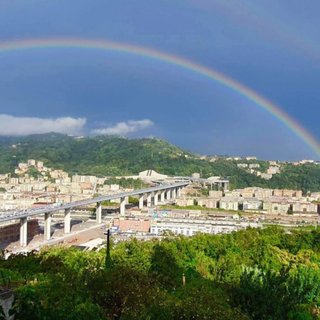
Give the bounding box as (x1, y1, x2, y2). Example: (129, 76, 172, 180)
(44, 212, 51, 241)
(1, 184, 190, 245)
(20, 217, 27, 247)
(147, 193, 152, 207)
(64, 208, 71, 234)
(177, 187, 181, 197)
(166, 189, 171, 200)
(120, 197, 126, 215)
(139, 195, 144, 209)
(96, 202, 102, 224)
(154, 192, 159, 206)
(172, 188, 176, 199)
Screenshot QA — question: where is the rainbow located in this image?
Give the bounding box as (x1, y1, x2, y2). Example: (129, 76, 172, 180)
(192, 1, 320, 65)
(0, 38, 319, 158)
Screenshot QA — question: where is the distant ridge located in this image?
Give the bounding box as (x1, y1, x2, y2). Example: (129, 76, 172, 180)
(0, 133, 320, 192)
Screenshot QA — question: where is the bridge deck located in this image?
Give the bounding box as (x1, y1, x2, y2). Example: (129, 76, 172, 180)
(0, 182, 188, 223)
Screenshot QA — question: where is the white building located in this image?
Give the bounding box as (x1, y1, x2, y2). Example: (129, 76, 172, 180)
(209, 190, 223, 198)
(27, 159, 36, 166)
(19, 184, 33, 192)
(267, 166, 281, 175)
(139, 169, 168, 180)
(237, 164, 248, 168)
(261, 173, 273, 180)
(243, 198, 262, 211)
(220, 197, 241, 211)
(18, 163, 28, 170)
(72, 175, 97, 184)
(37, 161, 44, 169)
(150, 219, 261, 236)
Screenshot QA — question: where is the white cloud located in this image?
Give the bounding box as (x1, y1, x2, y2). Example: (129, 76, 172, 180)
(91, 119, 154, 136)
(0, 114, 86, 136)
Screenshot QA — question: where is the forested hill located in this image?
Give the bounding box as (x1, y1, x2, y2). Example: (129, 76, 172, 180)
(0, 133, 320, 192)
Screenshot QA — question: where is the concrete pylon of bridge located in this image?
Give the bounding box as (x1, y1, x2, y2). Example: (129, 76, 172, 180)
(172, 188, 176, 199)
(120, 197, 126, 215)
(44, 212, 51, 241)
(125, 196, 129, 204)
(177, 187, 181, 198)
(96, 202, 102, 224)
(154, 192, 159, 206)
(20, 217, 27, 247)
(147, 193, 152, 207)
(166, 189, 171, 200)
(64, 208, 71, 234)
(139, 195, 144, 209)
(160, 191, 165, 202)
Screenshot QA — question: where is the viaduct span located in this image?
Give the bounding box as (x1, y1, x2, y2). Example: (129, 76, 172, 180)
(0, 182, 189, 247)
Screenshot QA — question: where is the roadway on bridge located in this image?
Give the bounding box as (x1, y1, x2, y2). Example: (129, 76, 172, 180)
(0, 182, 189, 223)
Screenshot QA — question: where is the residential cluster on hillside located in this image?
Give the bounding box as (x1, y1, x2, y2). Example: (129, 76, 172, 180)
(236, 162, 281, 180)
(1, 158, 320, 249)
(0, 159, 139, 211)
(176, 185, 320, 216)
(104, 184, 320, 240)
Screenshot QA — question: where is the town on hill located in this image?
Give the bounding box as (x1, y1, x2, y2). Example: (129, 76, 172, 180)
(1, 133, 320, 320)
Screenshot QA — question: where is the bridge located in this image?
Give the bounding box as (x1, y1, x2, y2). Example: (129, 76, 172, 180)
(173, 177, 229, 190)
(0, 182, 189, 247)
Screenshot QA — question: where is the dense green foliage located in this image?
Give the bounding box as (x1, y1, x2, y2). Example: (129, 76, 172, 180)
(0, 133, 320, 192)
(3, 227, 320, 319)
(104, 178, 148, 190)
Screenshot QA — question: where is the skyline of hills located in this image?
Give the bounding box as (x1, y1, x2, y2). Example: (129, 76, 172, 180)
(0, 133, 319, 192)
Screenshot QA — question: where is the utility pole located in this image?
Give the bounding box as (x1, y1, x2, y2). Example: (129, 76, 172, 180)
(105, 229, 112, 269)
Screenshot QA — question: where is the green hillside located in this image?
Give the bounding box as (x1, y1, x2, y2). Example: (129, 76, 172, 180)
(0, 133, 320, 192)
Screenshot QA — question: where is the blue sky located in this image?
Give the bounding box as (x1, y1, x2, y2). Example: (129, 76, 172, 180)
(0, 0, 319, 160)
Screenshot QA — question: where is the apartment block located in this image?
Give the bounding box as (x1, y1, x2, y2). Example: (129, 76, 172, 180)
(237, 163, 248, 168)
(263, 200, 290, 215)
(205, 198, 219, 209)
(209, 190, 223, 198)
(267, 166, 280, 175)
(292, 202, 318, 214)
(220, 197, 241, 211)
(113, 217, 150, 232)
(27, 159, 36, 166)
(176, 198, 195, 207)
(243, 198, 262, 211)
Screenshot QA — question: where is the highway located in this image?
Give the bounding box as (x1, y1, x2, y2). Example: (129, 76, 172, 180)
(173, 176, 229, 184)
(0, 182, 189, 223)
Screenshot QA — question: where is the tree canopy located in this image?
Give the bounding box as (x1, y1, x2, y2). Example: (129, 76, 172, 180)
(3, 227, 320, 319)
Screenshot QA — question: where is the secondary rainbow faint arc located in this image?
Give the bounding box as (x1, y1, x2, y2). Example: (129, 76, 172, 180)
(0, 38, 319, 157)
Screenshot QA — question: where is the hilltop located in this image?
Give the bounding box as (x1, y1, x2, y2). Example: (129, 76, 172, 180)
(1, 133, 320, 192)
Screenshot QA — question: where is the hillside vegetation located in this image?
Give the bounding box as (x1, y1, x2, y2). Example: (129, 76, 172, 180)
(0, 133, 320, 192)
(3, 227, 320, 319)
